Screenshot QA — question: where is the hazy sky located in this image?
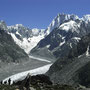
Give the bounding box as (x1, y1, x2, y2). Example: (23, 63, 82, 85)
(0, 0, 89, 29)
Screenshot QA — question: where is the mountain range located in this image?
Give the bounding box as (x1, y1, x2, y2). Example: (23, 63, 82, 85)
(1, 14, 90, 59)
(1, 13, 90, 87)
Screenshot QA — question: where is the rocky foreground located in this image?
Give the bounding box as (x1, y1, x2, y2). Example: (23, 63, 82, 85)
(0, 74, 89, 90)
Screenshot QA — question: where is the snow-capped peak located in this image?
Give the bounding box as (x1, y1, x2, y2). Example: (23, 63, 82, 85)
(7, 24, 26, 30)
(15, 24, 23, 27)
(46, 13, 79, 35)
(7, 24, 46, 54)
(82, 14, 90, 23)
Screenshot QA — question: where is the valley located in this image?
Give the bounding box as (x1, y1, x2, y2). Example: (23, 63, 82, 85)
(0, 0, 90, 89)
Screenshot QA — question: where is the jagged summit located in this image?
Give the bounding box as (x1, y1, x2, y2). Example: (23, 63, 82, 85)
(45, 13, 90, 35)
(15, 24, 23, 27)
(45, 13, 79, 35)
(59, 20, 80, 33)
(0, 20, 7, 30)
(7, 24, 30, 31)
(82, 14, 90, 22)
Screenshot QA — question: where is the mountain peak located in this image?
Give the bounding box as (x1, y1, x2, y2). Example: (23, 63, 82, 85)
(15, 24, 23, 27)
(82, 14, 90, 22)
(56, 13, 79, 20)
(46, 13, 79, 35)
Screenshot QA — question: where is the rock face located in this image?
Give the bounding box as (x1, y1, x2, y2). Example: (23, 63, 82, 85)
(13, 74, 75, 90)
(0, 28, 29, 65)
(46, 33, 90, 87)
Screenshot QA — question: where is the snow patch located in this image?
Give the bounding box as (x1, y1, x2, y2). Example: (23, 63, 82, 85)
(10, 33, 22, 45)
(78, 54, 83, 58)
(59, 40, 65, 46)
(86, 46, 90, 56)
(62, 37, 65, 40)
(70, 43, 72, 48)
(16, 31, 21, 36)
(46, 45, 50, 48)
(72, 37, 81, 42)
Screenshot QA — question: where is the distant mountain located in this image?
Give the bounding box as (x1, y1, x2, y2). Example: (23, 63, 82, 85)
(7, 24, 45, 54)
(0, 20, 46, 54)
(30, 14, 90, 60)
(0, 28, 29, 66)
(46, 33, 90, 87)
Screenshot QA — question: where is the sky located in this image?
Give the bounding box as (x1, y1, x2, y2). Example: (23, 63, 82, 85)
(0, 0, 90, 29)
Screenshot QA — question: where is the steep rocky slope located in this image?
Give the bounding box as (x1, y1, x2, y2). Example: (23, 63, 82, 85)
(0, 28, 29, 65)
(46, 33, 90, 87)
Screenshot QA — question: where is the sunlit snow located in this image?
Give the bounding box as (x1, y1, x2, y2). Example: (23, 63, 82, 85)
(86, 46, 90, 56)
(10, 32, 45, 54)
(59, 40, 65, 46)
(59, 20, 80, 33)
